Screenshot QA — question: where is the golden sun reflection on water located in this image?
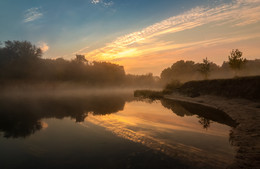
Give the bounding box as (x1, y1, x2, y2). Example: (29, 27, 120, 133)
(84, 101, 234, 167)
(41, 121, 49, 129)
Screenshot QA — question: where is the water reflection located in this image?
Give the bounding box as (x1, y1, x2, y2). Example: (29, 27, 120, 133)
(161, 99, 237, 128)
(0, 94, 237, 139)
(85, 99, 236, 168)
(0, 93, 237, 168)
(198, 117, 211, 129)
(0, 93, 133, 138)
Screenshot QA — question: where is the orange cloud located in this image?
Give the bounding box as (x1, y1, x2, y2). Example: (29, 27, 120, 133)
(76, 0, 260, 74)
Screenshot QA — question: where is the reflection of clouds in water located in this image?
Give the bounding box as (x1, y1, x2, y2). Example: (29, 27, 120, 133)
(120, 101, 231, 137)
(85, 113, 232, 168)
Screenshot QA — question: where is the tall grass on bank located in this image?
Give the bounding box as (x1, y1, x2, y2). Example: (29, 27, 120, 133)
(177, 76, 260, 100)
(134, 76, 260, 101)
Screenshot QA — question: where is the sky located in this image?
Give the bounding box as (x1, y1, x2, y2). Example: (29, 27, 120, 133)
(0, 0, 260, 75)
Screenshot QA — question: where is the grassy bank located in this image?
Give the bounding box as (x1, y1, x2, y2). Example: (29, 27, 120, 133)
(134, 76, 260, 101)
(176, 76, 260, 100)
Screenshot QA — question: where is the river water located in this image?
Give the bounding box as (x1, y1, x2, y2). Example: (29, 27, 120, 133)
(0, 92, 236, 169)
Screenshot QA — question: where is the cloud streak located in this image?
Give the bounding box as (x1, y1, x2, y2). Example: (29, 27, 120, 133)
(82, 0, 260, 62)
(91, 0, 113, 7)
(24, 7, 43, 23)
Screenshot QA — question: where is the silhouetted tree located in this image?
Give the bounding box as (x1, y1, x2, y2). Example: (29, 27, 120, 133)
(228, 49, 246, 76)
(2, 40, 260, 87)
(0, 41, 42, 80)
(160, 60, 201, 83)
(75, 54, 88, 64)
(199, 57, 211, 80)
(3, 40, 42, 60)
(0, 41, 130, 85)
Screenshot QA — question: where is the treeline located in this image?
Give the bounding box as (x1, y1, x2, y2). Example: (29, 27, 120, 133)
(161, 58, 260, 84)
(1, 41, 259, 87)
(0, 41, 159, 87)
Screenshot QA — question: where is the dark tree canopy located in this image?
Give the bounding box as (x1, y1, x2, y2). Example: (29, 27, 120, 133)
(228, 49, 246, 71)
(160, 52, 257, 83)
(0, 40, 259, 87)
(160, 60, 201, 83)
(1, 40, 42, 61)
(0, 41, 43, 80)
(0, 40, 159, 87)
(75, 54, 88, 64)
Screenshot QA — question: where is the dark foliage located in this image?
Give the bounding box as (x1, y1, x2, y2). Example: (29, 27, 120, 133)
(177, 76, 260, 101)
(0, 93, 133, 138)
(228, 49, 246, 71)
(0, 41, 159, 87)
(199, 57, 211, 80)
(160, 58, 260, 84)
(160, 60, 201, 83)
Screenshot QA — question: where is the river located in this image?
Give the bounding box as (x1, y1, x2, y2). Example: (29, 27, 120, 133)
(0, 92, 236, 169)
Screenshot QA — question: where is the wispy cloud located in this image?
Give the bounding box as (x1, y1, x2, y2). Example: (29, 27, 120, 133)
(91, 0, 100, 4)
(37, 41, 49, 52)
(72, 46, 89, 55)
(91, 0, 113, 7)
(24, 7, 43, 23)
(82, 0, 260, 62)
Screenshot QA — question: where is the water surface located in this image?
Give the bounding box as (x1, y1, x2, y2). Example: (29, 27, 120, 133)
(0, 92, 236, 169)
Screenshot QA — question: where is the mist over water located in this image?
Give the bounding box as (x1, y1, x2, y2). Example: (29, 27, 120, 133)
(1, 0, 259, 167)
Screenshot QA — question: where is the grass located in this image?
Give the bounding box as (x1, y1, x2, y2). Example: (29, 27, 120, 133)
(177, 76, 260, 100)
(134, 76, 260, 101)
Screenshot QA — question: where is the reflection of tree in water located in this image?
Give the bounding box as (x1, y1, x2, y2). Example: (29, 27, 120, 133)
(0, 94, 133, 138)
(160, 99, 237, 129)
(160, 99, 259, 169)
(0, 113, 42, 138)
(198, 117, 211, 130)
(161, 98, 212, 129)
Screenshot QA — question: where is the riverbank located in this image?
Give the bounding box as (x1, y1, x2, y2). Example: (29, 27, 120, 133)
(134, 76, 260, 168)
(165, 76, 260, 100)
(165, 93, 260, 169)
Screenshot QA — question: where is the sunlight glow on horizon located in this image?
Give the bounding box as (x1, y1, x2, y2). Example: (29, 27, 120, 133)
(76, 0, 260, 75)
(1, 0, 260, 75)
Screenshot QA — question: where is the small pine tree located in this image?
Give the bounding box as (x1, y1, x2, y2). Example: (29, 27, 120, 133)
(228, 49, 246, 76)
(199, 57, 210, 80)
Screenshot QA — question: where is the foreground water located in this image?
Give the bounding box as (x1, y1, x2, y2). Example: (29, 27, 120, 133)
(0, 92, 236, 169)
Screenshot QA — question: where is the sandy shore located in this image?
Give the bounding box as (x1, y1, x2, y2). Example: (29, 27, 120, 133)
(165, 93, 260, 169)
